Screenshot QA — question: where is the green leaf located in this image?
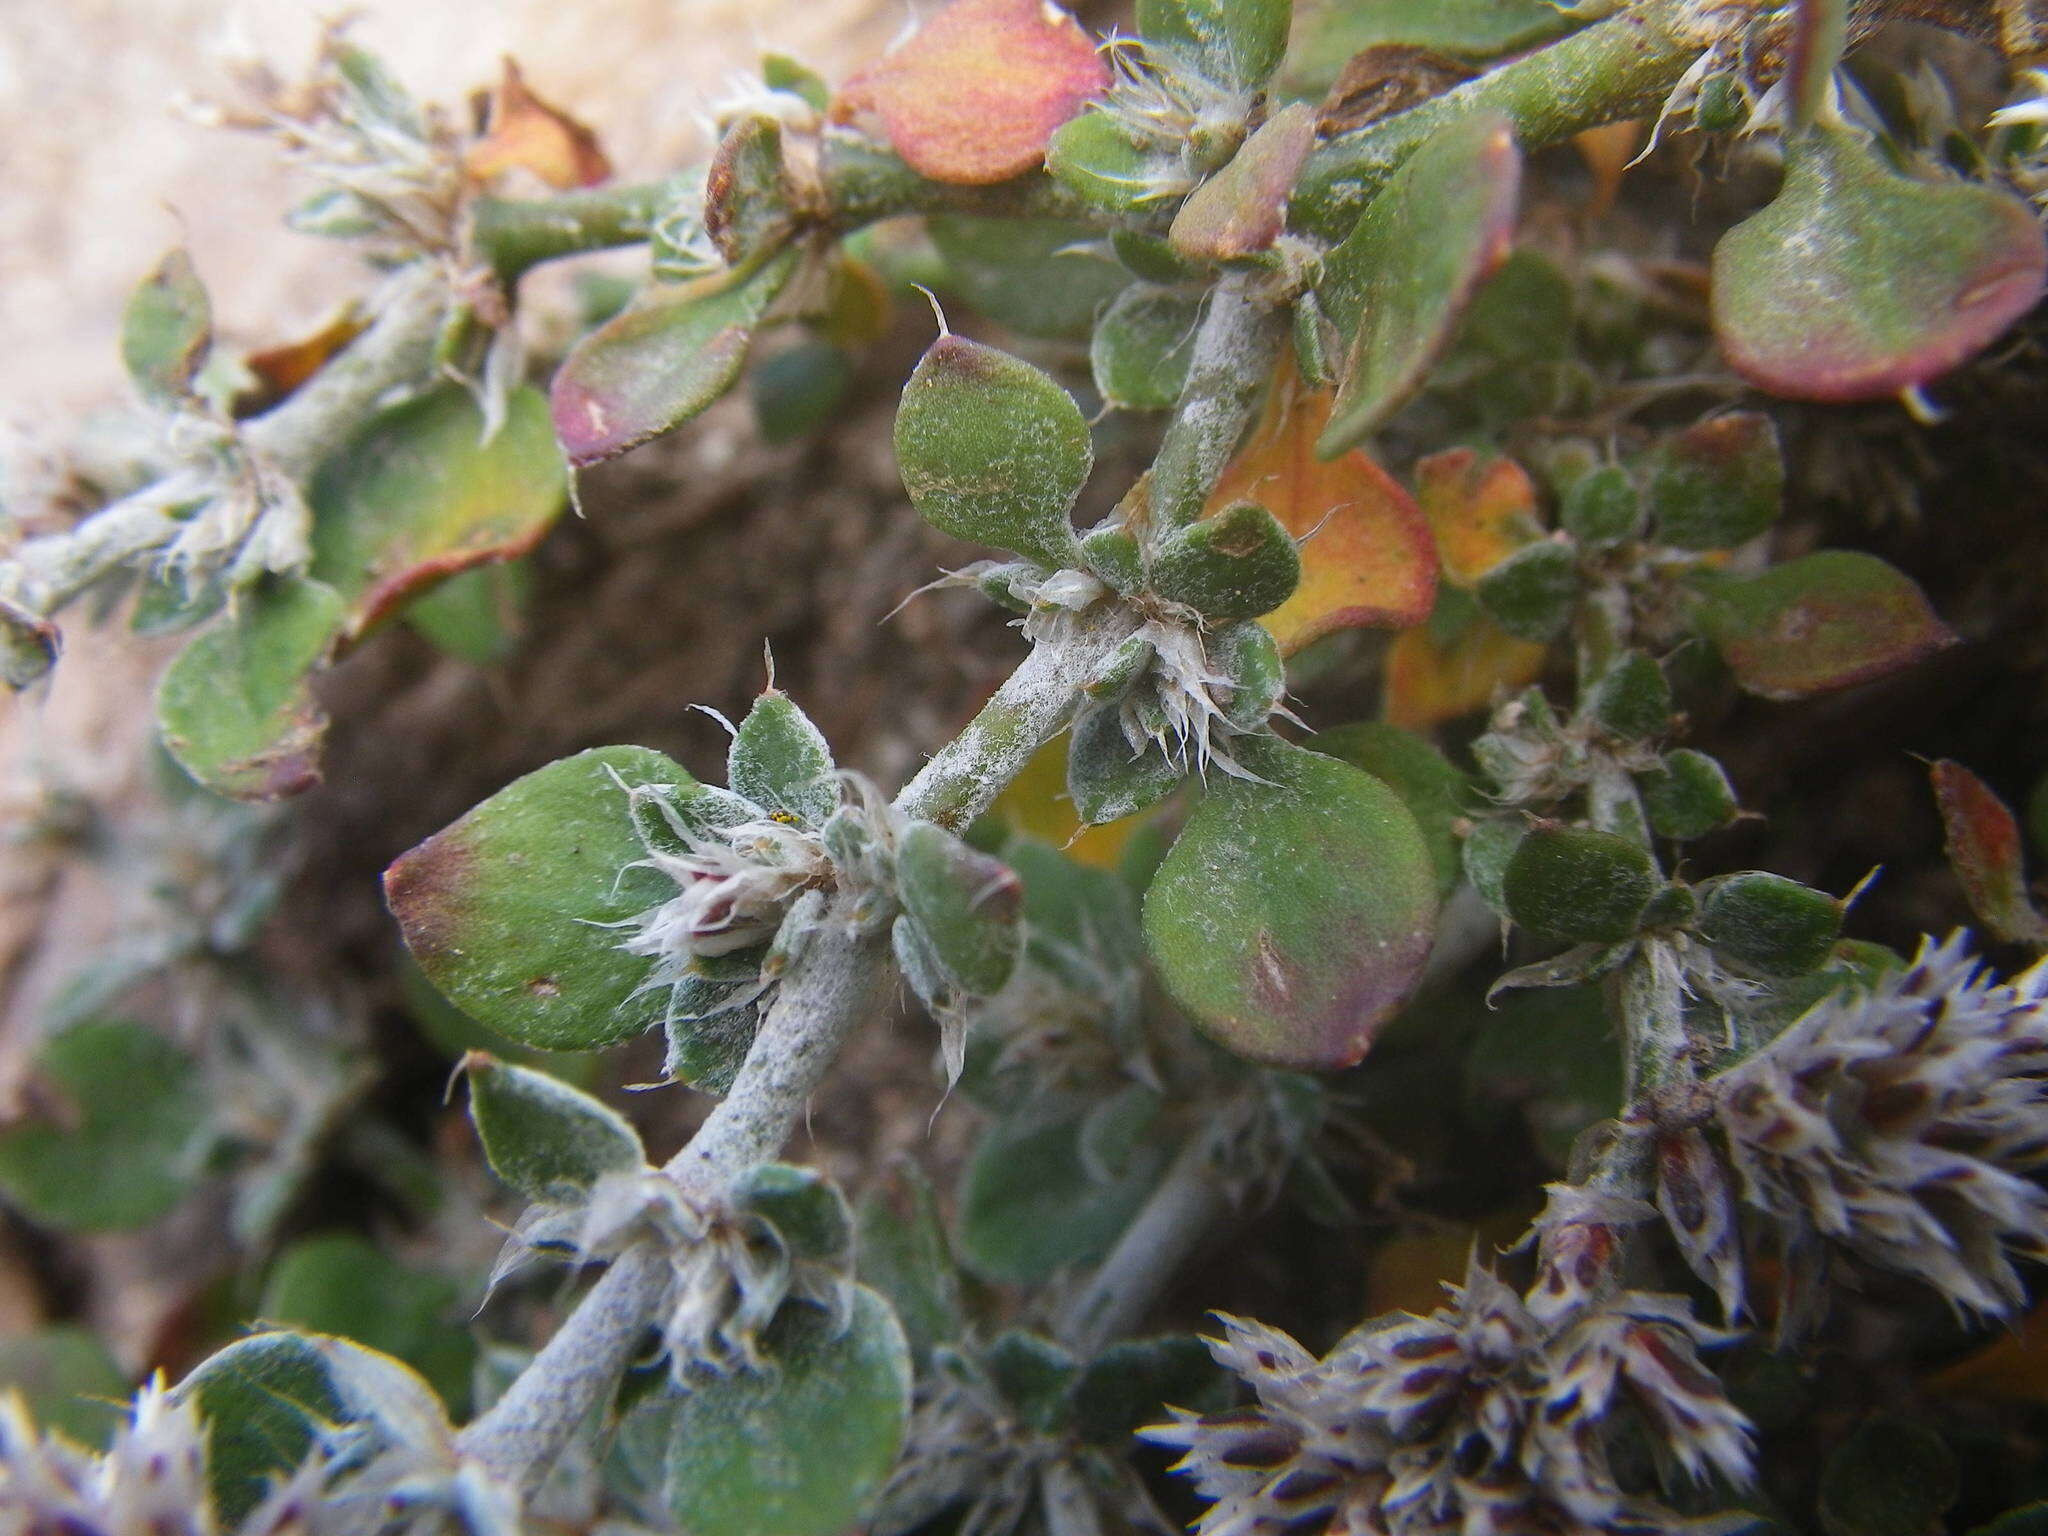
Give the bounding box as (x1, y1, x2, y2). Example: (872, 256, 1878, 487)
(1315, 111, 1521, 456)
(1462, 983, 1624, 1168)
(178, 1333, 341, 1524)
(732, 1163, 853, 1262)
(1817, 1414, 1957, 1536)
(982, 1331, 1078, 1433)
(1637, 749, 1740, 841)
(0, 1019, 211, 1231)
(1091, 285, 1201, 410)
(751, 340, 856, 444)
(958, 1097, 1166, 1282)
(1696, 872, 1842, 978)
(1067, 704, 1184, 827)
(895, 821, 1025, 996)
(156, 577, 344, 802)
(1307, 721, 1471, 899)
(1463, 815, 1528, 918)
(1004, 835, 1146, 983)
(654, 1287, 910, 1536)
(928, 215, 1132, 340)
(1143, 736, 1438, 1068)
(1559, 463, 1642, 547)
(122, 249, 211, 407)
(1473, 539, 1577, 642)
(1045, 115, 1180, 219)
(465, 1055, 644, 1199)
(730, 690, 838, 826)
(1502, 825, 1657, 944)
(1149, 501, 1302, 621)
(704, 114, 796, 265)
(178, 1332, 448, 1527)
(1689, 550, 1955, 701)
(308, 383, 567, 644)
(259, 1233, 476, 1415)
(404, 558, 530, 664)
(1586, 651, 1671, 741)
(894, 334, 1090, 567)
(1711, 126, 2046, 401)
(1643, 412, 1782, 552)
(855, 1164, 963, 1369)
(1137, 0, 1291, 89)
(385, 745, 698, 1051)
(0, 1326, 128, 1446)
(550, 246, 799, 467)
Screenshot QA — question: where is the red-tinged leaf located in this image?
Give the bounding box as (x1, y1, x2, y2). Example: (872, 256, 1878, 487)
(1414, 447, 1541, 585)
(1142, 736, 1438, 1069)
(1315, 110, 1521, 455)
(550, 247, 797, 467)
(1168, 103, 1317, 264)
(837, 0, 1107, 187)
(1931, 760, 2048, 945)
(1712, 126, 2047, 402)
(464, 58, 611, 190)
(309, 384, 567, 644)
(1207, 367, 1437, 654)
(1689, 550, 1956, 701)
(1383, 620, 1547, 730)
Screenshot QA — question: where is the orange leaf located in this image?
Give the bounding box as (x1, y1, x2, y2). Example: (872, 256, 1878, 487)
(1208, 369, 1438, 656)
(235, 305, 366, 416)
(1414, 447, 1542, 586)
(835, 0, 1107, 186)
(465, 59, 611, 190)
(1384, 620, 1548, 730)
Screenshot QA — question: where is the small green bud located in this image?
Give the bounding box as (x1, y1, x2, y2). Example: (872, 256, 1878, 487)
(1079, 526, 1145, 593)
(1587, 651, 1672, 741)
(1645, 412, 1782, 551)
(1560, 464, 1643, 547)
(1638, 882, 1698, 929)
(1210, 620, 1285, 731)
(1502, 825, 1659, 943)
(983, 1331, 1079, 1434)
(1149, 501, 1301, 621)
(1637, 749, 1740, 840)
(732, 1163, 853, 1262)
(1696, 871, 1842, 977)
(1694, 73, 1747, 135)
(973, 561, 1041, 614)
(1475, 539, 1578, 642)
(1081, 634, 1157, 702)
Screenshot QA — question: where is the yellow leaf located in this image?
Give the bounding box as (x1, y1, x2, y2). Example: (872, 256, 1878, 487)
(1414, 447, 1543, 586)
(1384, 620, 1548, 730)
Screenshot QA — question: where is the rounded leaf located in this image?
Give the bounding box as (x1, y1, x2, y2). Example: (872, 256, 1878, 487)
(657, 1287, 911, 1536)
(1697, 872, 1842, 978)
(1150, 501, 1301, 621)
(1643, 413, 1781, 553)
(1143, 736, 1438, 1068)
(465, 1055, 645, 1199)
(731, 689, 838, 826)
(384, 746, 697, 1050)
(894, 334, 1090, 566)
(1711, 127, 2047, 401)
(896, 821, 1025, 996)
(1638, 749, 1740, 842)
(1559, 463, 1642, 547)
(1502, 825, 1657, 944)
(1474, 539, 1577, 643)
(1309, 721, 1471, 899)
(1091, 285, 1201, 410)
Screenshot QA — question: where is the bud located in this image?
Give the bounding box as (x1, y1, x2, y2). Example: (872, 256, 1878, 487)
(1475, 538, 1578, 642)
(1503, 825, 1658, 943)
(1695, 871, 1841, 976)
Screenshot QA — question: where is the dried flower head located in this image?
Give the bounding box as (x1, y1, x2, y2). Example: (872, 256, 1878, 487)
(1643, 933, 2048, 1333)
(1149, 1257, 1752, 1536)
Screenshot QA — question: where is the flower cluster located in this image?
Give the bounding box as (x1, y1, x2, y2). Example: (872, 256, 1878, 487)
(1640, 933, 2048, 1332)
(1149, 1258, 1752, 1536)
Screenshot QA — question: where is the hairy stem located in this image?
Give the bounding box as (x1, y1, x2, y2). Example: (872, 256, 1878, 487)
(4, 263, 451, 624)
(1149, 271, 1286, 532)
(460, 617, 1128, 1489)
(471, 182, 672, 284)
